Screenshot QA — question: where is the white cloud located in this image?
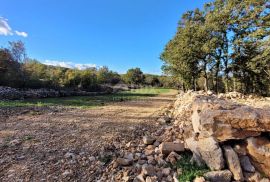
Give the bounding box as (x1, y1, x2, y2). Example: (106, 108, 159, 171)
(0, 17, 13, 36)
(75, 63, 97, 70)
(43, 60, 74, 69)
(0, 17, 28, 37)
(43, 60, 97, 70)
(15, 30, 28, 37)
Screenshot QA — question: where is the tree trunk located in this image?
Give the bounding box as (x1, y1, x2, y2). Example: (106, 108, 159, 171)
(182, 82, 186, 92)
(253, 78, 256, 93)
(215, 60, 220, 93)
(224, 63, 229, 93)
(215, 49, 222, 94)
(223, 31, 229, 93)
(204, 76, 208, 92)
(203, 62, 208, 92)
(192, 76, 197, 91)
(233, 77, 236, 92)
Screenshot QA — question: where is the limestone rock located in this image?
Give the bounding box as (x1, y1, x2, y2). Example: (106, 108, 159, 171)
(156, 155, 167, 166)
(144, 148, 155, 156)
(158, 116, 171, 124)
(246, 137, 270, 177)
(134, 174, 145, 182)
(191, 96, 270, 142)
(167, 175, 173, 181)
(173, 172, 179, 182)
(243, 171, 261, 182)
(204, 170, 232, 182)
(207, 91, 213, 95)
(225, 91, 244, 99)
(116, 157, 132, 166)
(153, 141, 160, 147)
(64, 152, 76, 159)
(162, 168, 171, 176)
(159, 142, 184, 155)
(141, 164, 156, 176)
(239, 155, 255, 173)
(143, 136, 156, 145)
(147, 157, 157, 165)
(223, 145, 244, 181)
(185, 137, 224, 170)
(260, 178, 270, 182)
(233, 144, 247, 156)
(89, 156, 96, 162)
(198, 137, 224, 170)
(9, 139, 21, 146)
(124, 153, 134, 161)
(193, 177, 206, 182)
(185, 137, 205, 166)
(166, 151, 181, 165)
(62, 169, 73, 178)
(145, 176, 158, 182)
(126, 141, 137, 148)
(122, 176, 129, 182)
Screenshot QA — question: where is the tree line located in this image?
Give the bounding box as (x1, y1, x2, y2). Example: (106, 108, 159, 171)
(0, 41, 175, 91)
(161, 0, 270, 95)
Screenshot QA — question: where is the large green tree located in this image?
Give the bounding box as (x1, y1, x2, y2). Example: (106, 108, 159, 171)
(124, 68, 145, 85)
(161, 0, 270, 94)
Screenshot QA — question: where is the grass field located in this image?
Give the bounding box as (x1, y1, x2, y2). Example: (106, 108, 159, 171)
(0, 88, 174, 109)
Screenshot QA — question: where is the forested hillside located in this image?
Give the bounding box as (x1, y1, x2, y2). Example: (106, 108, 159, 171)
(161, 0, 270, 95)
(0, 41, 175, 91)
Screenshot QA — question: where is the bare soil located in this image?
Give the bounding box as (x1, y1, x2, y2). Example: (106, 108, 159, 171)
(0, 90, 177, 181)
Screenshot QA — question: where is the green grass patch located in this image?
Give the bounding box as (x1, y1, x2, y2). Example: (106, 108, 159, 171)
(0, 88, 174, 109)
(23, 135, 34, 141)
(177, 153, 209, 182)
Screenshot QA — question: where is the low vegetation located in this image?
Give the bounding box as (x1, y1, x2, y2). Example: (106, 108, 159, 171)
(176, 153, 209, 181)
(0, 88, 173, 108)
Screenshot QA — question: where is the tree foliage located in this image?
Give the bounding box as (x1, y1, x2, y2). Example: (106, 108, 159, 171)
(0, 41, 122, 90)
(0, 41, 174, 90)
(161, 0, 270, 94)
(123, 68, 145, 85)
(0, 48, 24, 87)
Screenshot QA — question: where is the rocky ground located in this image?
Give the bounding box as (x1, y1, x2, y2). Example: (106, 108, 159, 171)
(0, 90, 177, 181)
(1, 90, 270, 182)
(94, 91, 270, 182)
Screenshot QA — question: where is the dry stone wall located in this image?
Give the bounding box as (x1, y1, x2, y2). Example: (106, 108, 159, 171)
(173, 91, 270, 181)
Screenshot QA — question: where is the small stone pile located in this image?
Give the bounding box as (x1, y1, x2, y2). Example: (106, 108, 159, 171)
(84, 102, 189, 181)
(0, 86, 23, 100)
(0, 86, 109, 100)
(23, 88, 61, 98)
(218, 91, 246, 99)
(95, 124, 186, 181)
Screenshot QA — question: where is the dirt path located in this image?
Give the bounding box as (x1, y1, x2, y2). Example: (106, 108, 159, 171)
(0, 90, 177, 181)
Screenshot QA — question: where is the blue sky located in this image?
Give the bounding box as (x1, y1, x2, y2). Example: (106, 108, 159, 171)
(0, 0, 211, 74)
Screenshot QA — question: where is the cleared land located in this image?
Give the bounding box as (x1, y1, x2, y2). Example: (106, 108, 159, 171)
(0, 88, 173, 108)
(0, 88, 177, 181)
